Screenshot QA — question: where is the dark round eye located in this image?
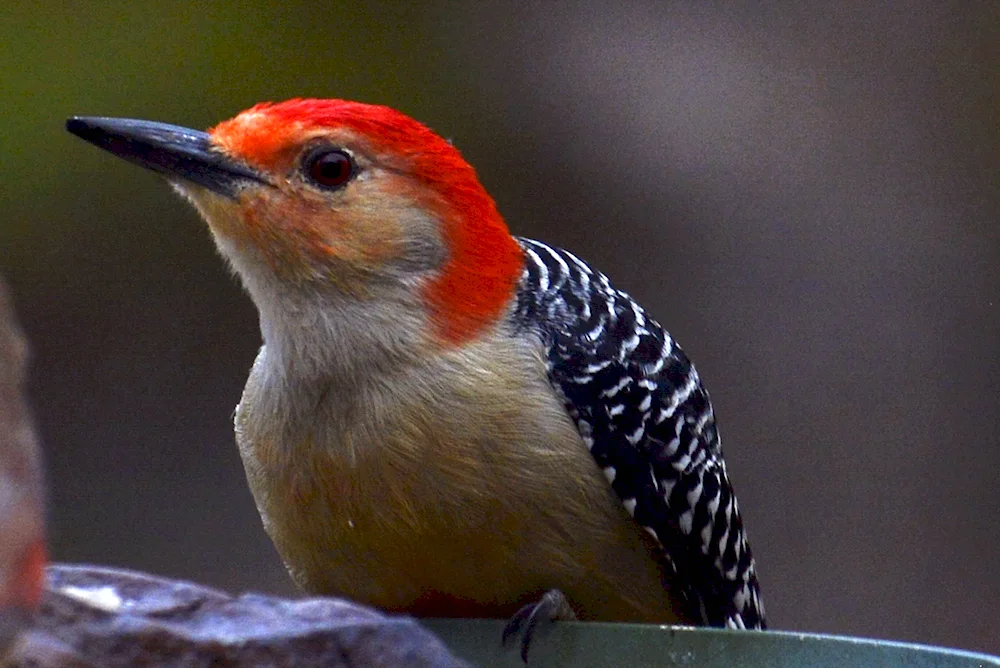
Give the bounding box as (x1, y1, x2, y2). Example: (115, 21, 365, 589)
(306, 149, 354, 189)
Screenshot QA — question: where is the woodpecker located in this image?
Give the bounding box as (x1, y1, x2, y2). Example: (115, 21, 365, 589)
(66, 99, 765, 652)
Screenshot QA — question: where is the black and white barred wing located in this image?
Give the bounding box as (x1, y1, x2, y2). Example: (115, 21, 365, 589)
(514, 238, 765, 630)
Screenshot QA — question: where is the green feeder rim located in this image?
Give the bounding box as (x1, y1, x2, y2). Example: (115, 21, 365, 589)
(421, 619, 1000, 668)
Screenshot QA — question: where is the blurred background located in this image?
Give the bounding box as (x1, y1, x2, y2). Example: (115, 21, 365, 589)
(2, 0, 998, 655)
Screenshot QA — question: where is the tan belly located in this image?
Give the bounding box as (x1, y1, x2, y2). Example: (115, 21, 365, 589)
(236, 344, 690, 623)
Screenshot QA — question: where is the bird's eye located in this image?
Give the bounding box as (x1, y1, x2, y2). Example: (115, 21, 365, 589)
(305, 149, 354, 189)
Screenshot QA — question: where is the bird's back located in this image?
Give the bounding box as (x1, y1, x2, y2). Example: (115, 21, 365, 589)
(512, 237, 765, 629)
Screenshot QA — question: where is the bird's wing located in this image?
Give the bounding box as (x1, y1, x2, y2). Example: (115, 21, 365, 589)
(513, 238, 765, 629)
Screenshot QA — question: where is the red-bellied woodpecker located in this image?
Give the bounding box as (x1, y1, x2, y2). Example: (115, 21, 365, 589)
(66, 99, 765, 657)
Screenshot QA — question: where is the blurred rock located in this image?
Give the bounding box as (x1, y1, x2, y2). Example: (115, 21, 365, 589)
(0, 278, 46, 657)
(8, 564, 468, 667)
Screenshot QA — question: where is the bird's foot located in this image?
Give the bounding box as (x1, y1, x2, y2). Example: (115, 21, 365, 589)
(502, 589, 577, 663)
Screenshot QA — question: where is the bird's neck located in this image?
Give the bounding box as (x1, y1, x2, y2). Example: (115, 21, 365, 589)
(251, 281, 430, 387)
(210, 231, 424, 386)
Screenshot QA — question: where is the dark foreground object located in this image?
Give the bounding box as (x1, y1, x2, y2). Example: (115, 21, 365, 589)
(9, 564, 467, 667)
(0, 278, 46, 659)
(424, 619, 1000, 668)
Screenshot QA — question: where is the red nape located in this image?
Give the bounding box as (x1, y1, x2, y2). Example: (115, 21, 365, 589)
(423, 217, 524, 345)
(214, 99, 526, 345)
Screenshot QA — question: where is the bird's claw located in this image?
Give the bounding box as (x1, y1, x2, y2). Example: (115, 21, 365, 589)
(502, 589, 576, 663)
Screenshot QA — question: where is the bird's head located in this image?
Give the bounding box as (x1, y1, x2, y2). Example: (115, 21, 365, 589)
(67, 100, 524, 346)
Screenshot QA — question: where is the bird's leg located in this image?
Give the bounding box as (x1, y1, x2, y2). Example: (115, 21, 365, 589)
(502, 588, 577, 663)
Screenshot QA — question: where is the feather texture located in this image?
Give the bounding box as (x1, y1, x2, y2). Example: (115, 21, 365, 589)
(512, 238, 765, 629)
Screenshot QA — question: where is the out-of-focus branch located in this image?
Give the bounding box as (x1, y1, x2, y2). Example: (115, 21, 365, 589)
(0, 278, 46, 659)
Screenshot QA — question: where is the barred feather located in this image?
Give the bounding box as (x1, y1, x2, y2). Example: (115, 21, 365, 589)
(511, 238, 765, 629)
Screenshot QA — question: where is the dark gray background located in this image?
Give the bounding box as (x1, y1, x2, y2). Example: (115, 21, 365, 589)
(3, 1, 997, 655)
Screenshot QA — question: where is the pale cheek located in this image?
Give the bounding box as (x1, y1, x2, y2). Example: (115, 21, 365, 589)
(284, 186, 408, 269)
(242, 196, 333, 274)
(341, 181, 446, 272)
(341, 207, 407, 266)
(185, 181, 424, 279)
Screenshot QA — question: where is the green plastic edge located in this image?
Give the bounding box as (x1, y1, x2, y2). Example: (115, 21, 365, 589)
(421, 619, 1000, 668)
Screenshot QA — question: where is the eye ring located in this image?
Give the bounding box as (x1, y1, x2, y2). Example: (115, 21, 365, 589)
(304, 148, 355, 189)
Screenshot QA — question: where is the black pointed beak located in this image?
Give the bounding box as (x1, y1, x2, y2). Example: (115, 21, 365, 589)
(66, 116, 268, 198)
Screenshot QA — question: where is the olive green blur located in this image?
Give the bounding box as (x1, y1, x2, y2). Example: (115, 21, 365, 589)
(2, 1, 998, 657)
